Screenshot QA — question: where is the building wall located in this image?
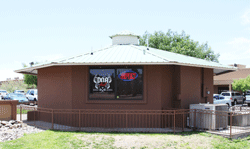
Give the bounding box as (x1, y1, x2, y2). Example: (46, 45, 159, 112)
(214, 85, 231, 94)
(172, 66, 181, 108)
(112, 36, 138, 45)
(214, 85, 218, 94)
(38, 66, 73, 109)
(161, 65, 174, 110)
(203, 68, 214, 104)
(37, 65, 213, 110)
(71, 65, 171, 110)
(178, 66, 213, 109)
(179, 66, 202, 109)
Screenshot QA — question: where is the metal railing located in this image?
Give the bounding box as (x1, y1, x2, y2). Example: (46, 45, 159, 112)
(17, 105, 37, 121)
(18, 105, 250, 139)
(24, 108, 193, 133)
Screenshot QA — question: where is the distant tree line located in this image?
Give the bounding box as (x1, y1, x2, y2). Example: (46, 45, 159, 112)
(139, 30, 220, 62)
(232, 75, 250, 92)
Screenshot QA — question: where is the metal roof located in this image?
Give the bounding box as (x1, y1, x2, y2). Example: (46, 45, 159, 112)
(109, 30, 140, 38)
(15, 44, 237, 75)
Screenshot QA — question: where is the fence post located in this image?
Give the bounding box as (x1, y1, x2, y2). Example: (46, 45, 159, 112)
(193, 109, 196, 131)
(230, 112, 232, 139)
(34, 109, 36, 126)
(182, 112, 184, 132)
(52, 109, 54, 130)
(126, 111, 128, 128)
(20, 106, 22, 121)
(174, 110, 176, 134)
(79, 110, 81, 131)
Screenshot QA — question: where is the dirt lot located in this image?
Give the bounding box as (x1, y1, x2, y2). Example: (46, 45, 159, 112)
(76, 133, 214, 149)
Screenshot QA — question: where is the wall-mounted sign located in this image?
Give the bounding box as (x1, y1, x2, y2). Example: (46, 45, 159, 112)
(118, 70, 138, 81)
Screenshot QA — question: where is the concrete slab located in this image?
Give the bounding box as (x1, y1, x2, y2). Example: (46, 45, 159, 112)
(23, 120, 192, 133)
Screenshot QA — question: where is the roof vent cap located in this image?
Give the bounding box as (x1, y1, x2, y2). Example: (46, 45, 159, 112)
(110, 30, 140, 45)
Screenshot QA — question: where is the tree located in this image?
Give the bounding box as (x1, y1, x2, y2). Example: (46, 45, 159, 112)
(1, 80, 28, 93)
(22, 63, 37, 88)
(139, 30, 220, 62)
(232, 75, 250, 92)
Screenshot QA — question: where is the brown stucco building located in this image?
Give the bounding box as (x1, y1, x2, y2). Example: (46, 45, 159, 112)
(15, 31, 236, 127)
(214, 64, 250, 94)
(37, 65, 213, 110)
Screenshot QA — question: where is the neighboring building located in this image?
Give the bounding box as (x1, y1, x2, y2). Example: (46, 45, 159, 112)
(15, 31, 236, 126)
(214, 64, 250, 94)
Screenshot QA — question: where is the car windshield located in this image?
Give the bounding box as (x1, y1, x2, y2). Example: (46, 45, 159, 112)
(12, 94, 25, 97)
(17, 91, 24, 93)
(0, 91, 7, 93)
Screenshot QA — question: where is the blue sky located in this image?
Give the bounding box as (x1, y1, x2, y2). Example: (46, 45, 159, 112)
(1, 0, 250, 81)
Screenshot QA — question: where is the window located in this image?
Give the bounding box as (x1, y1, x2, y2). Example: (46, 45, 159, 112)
(219, 96, 225, 99)
(89, 67, 143, 100)
(116, 68, 143, 99)
(235, 93, 241, 96)
(30, 90, 34, 95)
(89, 69, 115, 100)
(222, 93, 230, 96)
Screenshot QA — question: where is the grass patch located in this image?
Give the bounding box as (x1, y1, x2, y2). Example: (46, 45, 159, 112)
(16, 108, 31, 114)
(1, 130, 250, 149)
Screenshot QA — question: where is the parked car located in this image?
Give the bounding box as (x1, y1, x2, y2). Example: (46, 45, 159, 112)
(220, 91, 244, 105)
(0, 90, 8, 98)
(13, 90, 25, 95)
(26, 89, 38, 101)
(213, 94, 219, 100)
(244, 90, 250, 106)
(4, 93, 29, 104)
(213, 95, 232, 107)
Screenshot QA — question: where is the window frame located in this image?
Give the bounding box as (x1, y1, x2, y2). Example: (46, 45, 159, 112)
(88, 66, 144, 101)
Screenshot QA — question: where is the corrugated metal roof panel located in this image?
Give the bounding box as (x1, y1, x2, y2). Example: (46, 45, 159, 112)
(61, 45, 167, 63)
(138, 46, 234, 69)
(15, 44, 236, 75)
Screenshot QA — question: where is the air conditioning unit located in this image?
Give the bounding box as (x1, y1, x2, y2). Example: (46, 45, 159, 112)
(189, 104, 228, 130)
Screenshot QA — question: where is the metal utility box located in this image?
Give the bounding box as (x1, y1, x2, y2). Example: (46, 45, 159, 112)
(189, 104, 228, 130)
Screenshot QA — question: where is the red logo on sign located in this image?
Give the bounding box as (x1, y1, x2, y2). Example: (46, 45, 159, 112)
(118, 70, 138, 81)
(99, 82, 107, 87)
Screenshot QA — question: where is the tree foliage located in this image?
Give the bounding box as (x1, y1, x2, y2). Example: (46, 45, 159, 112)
(1, 80, 28, 93)
(139, 30, 220, 62)
(232, 75, 250, 92)
(22, 63, 37, 88)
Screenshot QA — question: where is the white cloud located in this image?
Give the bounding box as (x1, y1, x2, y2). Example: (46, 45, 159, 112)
(219, 37, 250, 66)
(228, 37, 250, 45)
(241, 9, 250, 25)
(0, 69, 23, 81)
(33, 54, 65, 63)
(0, 54, 65, 81)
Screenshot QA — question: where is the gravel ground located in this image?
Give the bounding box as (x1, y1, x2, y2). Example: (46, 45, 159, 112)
(0, 123, 45, 142)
